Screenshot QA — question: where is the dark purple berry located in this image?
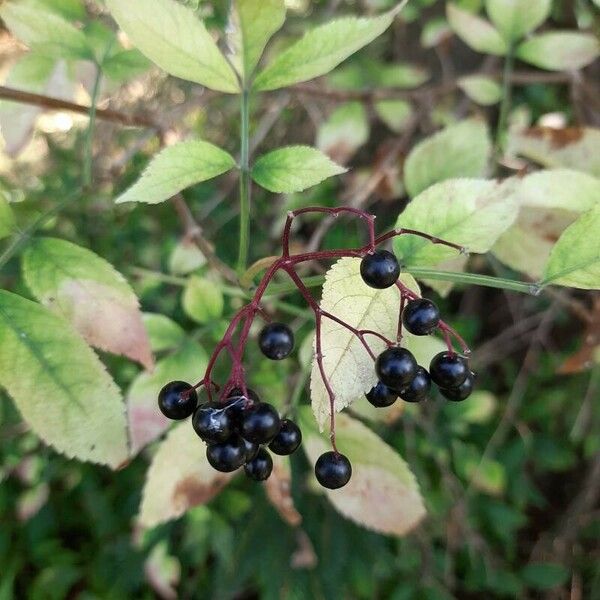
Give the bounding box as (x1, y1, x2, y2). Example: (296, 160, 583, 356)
(360, 250, 401, 289)
(158, 381, 197, 420)
(402, 298, 440, 336)
(242, 437, 260, 462)
(225, 387, 260, 428)
(206, 435, 246, 472)
(315, 451, 352, 489)
(440, 372, 475, 402)
(259, 323, 294, 360)
(365, 381, 397, 408)
(227, 387, 261, 403)
(429, 351, 469, 388)
(399, 366, 431, 403)
(192, 403, 231, 444)
(375, 347, 418, 391)
(244, 448, 273, 481)
(269, 419, 302, 455)
(241, 403, 281, 444)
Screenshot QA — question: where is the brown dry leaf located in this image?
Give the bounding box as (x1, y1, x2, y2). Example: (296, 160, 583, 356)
(264, 455, 302, 527)
(560, 296, 600, 374)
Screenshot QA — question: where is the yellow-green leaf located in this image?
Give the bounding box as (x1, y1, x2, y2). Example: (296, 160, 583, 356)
(517, 32, 599, 71)
(458, 75, 502, 106)
(485, 0, 551, 42)
(142, 313, 186, 353)
(316, 103, 369, 165)
(447, 4, 507, 56)
(182, 276, 224, 324)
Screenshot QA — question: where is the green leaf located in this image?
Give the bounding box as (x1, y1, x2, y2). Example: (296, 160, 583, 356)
(0, 195, 16, 240)
(517, 32, 599, 71)
(299, 408, 425, 536)
(102, 49, 151, 82)
(0, 0, 91, 60)
(420, 17, 452, 48)
(0, 290, 128, 468)
(253, 7, 399, 91)
(521, 563, 570, 590)
(394, 178, 518, 266)
(182, 276, 224, 324)
(22, 237, 153, 370)
(485, 0, 551, 42)
(127, 340, 207, 454)
(542, 204, 600, 289)
(374, 100, 413, 132)
(252, 146, 346, 193)
(34, 0, 86, 20)
(403, 119, 492, 197)
(457, 75, 502, 106)
(316, 103, 369, 164)
(228, 0, 286, 80)
(138, 420, 234, 528)
(142, 313, 186, 352)
(168, 240, 206, 275)
(105, 0, 240, 93)
(447, 4, 507, 55)
(114, 140, 236, 204)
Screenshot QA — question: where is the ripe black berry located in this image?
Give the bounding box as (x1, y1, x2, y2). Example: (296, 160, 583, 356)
(242, 437, 260, 462)
(375, 347, 418, 391)
(360, 250, 401, 289)
(206, 435, 246, 472)
(244, 448, 273, 481)
(399, 366, 431, 403)
(315, 451, 352, 489)
(241, 403, 281, 444)
(402, 298, 440, 336)
(440, 371, 475, 402)
(192, 403, 231, 444)
(365, 381, 397, 408)
(226, 387, 260, 428)
(429, 351, 469, 388)
(158, 381, 197, 420)
(228, 387, 261, 403)
(258, 323, 294, 360)
(269, 419, 302, 455)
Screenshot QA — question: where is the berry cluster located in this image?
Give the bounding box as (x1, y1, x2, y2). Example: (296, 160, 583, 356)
(157, 207, 473, 491)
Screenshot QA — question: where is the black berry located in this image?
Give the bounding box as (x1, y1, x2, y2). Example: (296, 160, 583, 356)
(259, 323, 294, 360)
(158, 381, 197, 420)
(429, 351, 469, 388)
(225, 387, 260, 428)
(241, 403, 281, 444)
(315, 451, 352, 489)
(365, 381, 397, 408)
(242, 437, 260, 462)
(399, 366, 431, 403)
(206, 435, 246, 472)
(228, 387, 261, 403)
(375, 347, 418, 391)
(244, 448, 273, 481)
(360, 250, 401, 289)
(402, 298, 440, 336)
(440, 372, 475, 402)
(269, 419, 302, 455)
(192, 403, 231, 444)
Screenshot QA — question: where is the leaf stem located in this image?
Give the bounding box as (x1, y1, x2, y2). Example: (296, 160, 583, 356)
(237, 88, 251, 275)
(82, 63, 104, 189)
(495, 43, 514, 156)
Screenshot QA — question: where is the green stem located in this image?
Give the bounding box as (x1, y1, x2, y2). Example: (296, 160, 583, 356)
(82, 62, 103, 189)
(237, 88, 251, 275)
(495, 43, 514, 155)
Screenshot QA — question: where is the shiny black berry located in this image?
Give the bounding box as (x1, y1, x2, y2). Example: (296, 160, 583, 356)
(227, 387, 261, 403)
(402, 298, 440, 336)
(225, 387, 260, 428)
(429, 351, 469, 388)
(244, 448, 273, 481)
(158, 381, 197, 420)
(259, 323, 294, 360)
(360, 250, 401, 289)
(241, 403, 281, 444)
(365, 381, 397, 408)
(315, 451, 352, 489)
(192, 403, 231, 444)
(206, 435, 246, 472)
(440, 372, 475, 402)
(269, 419, 302, 455)
(242, 437, 260, 462)
(399, 366, 431, 403)
(376, 347, 418, 391)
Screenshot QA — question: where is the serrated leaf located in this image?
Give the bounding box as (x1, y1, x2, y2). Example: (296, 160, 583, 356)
(22, 237, 153, 370)
(458, 75, 502, 106)
(374, 100, 413, 132)
(127, 340, 207, 454)
(542, 204, 600, 289)
(168, 240, 206, 275)
(403, 119, 492, 197)
(300, 408, 425, 536)
(316, 103, 369, 165)
(182, 276, 224, 324)
(485, 0, 551, 42)
(310, 257, 420, 430)
(142, 313, 186, 352)
(517, 32, 599, 71)
(264, 455, 302, 526)
(228, 0, 286, 80)
(138, 420, 233, 528)
(106, 0, 240, 93)
(394, 178, 518, 266)
(447, 4, 507, 55)
(252, 146, 346, 193)
(0, 196, 16, 240)
(115, 140, 236, 205)
(253, 8, 399, 91)
(0, 291, 128, 468)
